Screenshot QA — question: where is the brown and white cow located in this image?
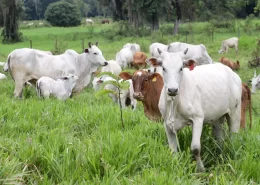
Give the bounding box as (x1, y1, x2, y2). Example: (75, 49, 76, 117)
(120, 70, 163, 121)
(219, 57, 240, 70)
(131, 52, 147, 69)
(241, 83, 252, 129)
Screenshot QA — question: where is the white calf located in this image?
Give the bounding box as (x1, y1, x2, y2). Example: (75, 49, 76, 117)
(36, 74, 79, 100)
(0, 73, 7, 80)
(251, 70, 260, 93)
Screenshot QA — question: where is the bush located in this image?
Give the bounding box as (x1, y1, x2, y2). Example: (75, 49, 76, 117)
(44, 2, 81, 27)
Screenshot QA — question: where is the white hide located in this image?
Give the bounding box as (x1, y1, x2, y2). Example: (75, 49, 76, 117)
(218, 37, 239, 54)
(149, 43, 168, 58)
(7, 45, 107, 98)
(123, 43, 141, 52)
(167, 42, 213, 65)
(101, 60, 122, 75)
(36, 74, 79, 100)
(149, 50, 241, 172)
(0, 62, 5, 66)
(116, 47, 135, 69)
(0, 73, 7, 80)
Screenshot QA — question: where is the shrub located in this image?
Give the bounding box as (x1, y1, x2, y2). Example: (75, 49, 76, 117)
(44, 2, 81, 27)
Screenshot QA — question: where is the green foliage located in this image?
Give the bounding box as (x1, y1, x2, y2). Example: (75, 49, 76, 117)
(44, 1, 81, 27)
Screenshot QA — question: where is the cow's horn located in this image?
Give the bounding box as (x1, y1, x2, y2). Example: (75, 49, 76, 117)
(95, 41, 98, 46)
(157, 48, 162, 54)
(184, 48, 188, 55)
(88, 42, 92, 48)
(254, 70, 257, 78)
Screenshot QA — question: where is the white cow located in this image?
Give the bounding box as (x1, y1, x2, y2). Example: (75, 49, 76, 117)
(36, 74, 79, 100)
(167, 42, 213, 65)
(123, 43, 141, 52)
(149, 42, 168, 58)
(116, 46, 136, 69)
(0, 62, 5, 66)
(0, 73, 7, 80)
(86, 19, 94, 24)
(251, 70, 260, 93)
(7, 43, 107, 98)
(94, 76, 137, 110)
(101, 60, 122, 75)
(218, 37, 239, 54)
(146, 48, 242, 172)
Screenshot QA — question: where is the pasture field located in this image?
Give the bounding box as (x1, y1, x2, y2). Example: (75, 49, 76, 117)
(0, 20, 260, 184)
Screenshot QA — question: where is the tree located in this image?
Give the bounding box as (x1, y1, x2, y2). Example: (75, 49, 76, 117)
(0, 0, 22, 43)
(44, 1, 81, 27)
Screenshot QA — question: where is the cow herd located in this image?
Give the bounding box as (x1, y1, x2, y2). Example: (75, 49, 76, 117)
(0, 37, 258, 172)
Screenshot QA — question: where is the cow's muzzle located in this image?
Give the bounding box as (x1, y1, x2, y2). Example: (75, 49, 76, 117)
(103, 61, 108, 66)
(167, 88, 178, 96)
(133, 92, 144, 100)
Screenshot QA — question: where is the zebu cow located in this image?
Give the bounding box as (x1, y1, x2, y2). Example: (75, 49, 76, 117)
(86, 18, 94, 24)
(219, 57, 240, 70)
(36, 74, 79, 100)
(123, 43, 141, 52)
(167, 42, 213, 65)
(251, 70, 260, 93)
(116, 45, 136, 69)
(7, 43, 107, 98)
(119, 70, 163, 121)
(241, 83, 252, 129)
(149, 43, 168, 58)
(218, 37, 239, 54)
(147, 48, 242, 172)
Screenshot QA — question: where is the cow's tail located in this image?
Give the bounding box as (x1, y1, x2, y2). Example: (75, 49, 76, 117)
(245, 84, 252, 129)
(36, 80, 42, 98)
(7, 55, 15, 81)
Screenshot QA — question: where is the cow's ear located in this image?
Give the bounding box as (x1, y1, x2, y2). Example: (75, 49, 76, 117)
(95, 41, 98, 46)
(84, 48, 89, 53)
(146, 57, 162, 67)
(119, 72, 132, 80)
(148, 73, 162, 82)
(237, 61, 239, 64)
(184, 59, 196, 71)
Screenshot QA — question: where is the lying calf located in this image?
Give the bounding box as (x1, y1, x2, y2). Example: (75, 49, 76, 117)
(36, 74, 79, 100)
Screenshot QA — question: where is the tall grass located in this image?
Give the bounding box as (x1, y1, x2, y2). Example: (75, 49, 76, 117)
(0, 19, 260, 184)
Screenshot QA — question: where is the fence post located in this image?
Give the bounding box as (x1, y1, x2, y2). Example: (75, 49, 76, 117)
(82, 39, 84, 52)
(212, 31, 214, 42)
(54, 39, 57, 53)
(30, 40, 32, 48)
(238, 28, 240, 38)
(186, 31, 188, 43)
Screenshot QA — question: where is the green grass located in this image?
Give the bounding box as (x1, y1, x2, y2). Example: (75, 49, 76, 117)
(0, 20, 260, 184)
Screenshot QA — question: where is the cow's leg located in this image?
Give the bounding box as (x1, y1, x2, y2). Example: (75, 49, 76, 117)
(164, 122, 178, 152)
(14, 80, 25, 98)
(227, 105, 241, 133)
(212, 117, 225, 149)
(191, 118, 205, 172)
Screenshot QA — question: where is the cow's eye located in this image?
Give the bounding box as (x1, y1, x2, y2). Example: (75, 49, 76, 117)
(144, 79, 148, 83)
(180, 68, 183, 72)
(94, 53, 98, 55)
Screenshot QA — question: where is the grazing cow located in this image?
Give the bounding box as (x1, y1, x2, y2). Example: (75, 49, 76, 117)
(123, 43, 141, 52)
(0, 73, 7, 80)
(131, 52, 147, 69)
(101, 20, 110, 24)
(3, 62, 8, 72)
(251, 70, 260, 93)
(86, 19, 94, 24)
(167, 42, 213, 65)
(241, 83, 252, 129)
(7, 42, 107, 98)
(149, 42, 168, 58)
(0, 62, 5, 66)
(147, 48, 242, 172)
(218, 37, 239, 54)
(219, 57, 240, 70)
(116, 45, 136, 69)
(36, 74, 79, 100)
(120, 70, 163, 121)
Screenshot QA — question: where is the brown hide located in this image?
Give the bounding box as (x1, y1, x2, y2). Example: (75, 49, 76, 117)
(219, 57, 240, 70)
(240, 83, 252, 129)
(131, 52, 147, 69)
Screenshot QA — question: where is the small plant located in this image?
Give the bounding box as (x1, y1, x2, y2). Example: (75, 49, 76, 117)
(95, 72, 130, 128)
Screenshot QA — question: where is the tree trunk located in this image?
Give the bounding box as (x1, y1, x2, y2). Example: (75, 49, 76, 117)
(1, 0, 21, 43)
(151, 12, 159, 30)
(172, 0, 181, 35)
(173, 19, 179, 35)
